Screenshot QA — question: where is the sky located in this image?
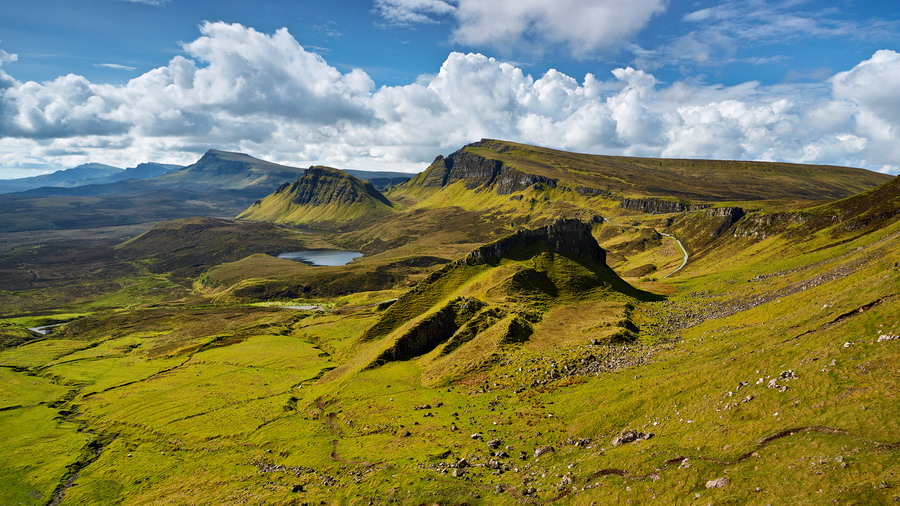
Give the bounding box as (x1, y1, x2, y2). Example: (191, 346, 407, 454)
(1, 0, 899, 178)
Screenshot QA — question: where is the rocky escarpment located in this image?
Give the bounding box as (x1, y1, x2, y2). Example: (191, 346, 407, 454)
(412, 141, 558, 195)
(620, 198, 711, 214)
(459, 218, 606, 267)
(283, 166, 392, 207)
(237, 166, 394, 227)
(371, 297, 486, 365)
(362, 219, 642, 344)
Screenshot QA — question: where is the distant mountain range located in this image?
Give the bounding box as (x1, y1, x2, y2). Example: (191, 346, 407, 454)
(0, 162, 183, 194)
(0, 150, 416, 233)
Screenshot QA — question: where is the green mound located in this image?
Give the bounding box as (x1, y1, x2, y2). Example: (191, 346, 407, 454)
(238, 166, 394, 229)
(357, 219, 658, 385)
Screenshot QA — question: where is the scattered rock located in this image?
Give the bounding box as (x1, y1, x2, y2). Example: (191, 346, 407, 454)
(471, 433, 482, 440)
(706, 477, 729, 489)
(766, 379, 788, 392)
(534, 445, 555, 458)
(396, 429, 412, 437)
(877, 334, 898, 343)
(487, 438, 503, 449)
(454, 458, 469, 469)
(779, 370, 798, 380)
(291, 484, 304, 493)
(452, 468, 466, 477)
(612, 429, 650, 446)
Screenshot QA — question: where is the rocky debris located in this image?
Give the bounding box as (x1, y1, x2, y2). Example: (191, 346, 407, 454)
(253, 460, 335, 487)
(558, 475, 573, 490)
(487, 438, 503, 449)
(452, 468, 466, 477)
(494, 450, 510, 459)
(534, 446, 555, 458)
(396, 429, 411, 437)
(566, 437, 593, 447)
(780, 370, 798, 380)
(454, 458, 469, 469)
(612, 429, 653, 446)
(413, 404, 432, 410)
(706, 477, 729, 489)
(877, 334, 898, 342)
(767, 379, 788, 392)
(291, 484, 304, 493)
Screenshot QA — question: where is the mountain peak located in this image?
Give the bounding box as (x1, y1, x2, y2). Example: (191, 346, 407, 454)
(238, 165, 394, 228)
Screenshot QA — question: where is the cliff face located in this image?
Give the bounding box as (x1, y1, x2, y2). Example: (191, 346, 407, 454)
(620, 198, 711, 214)
(413, 142, 558, 195)
(237, 166, 393, 227)
(460, 218, 606, 267)
(285, 166, 392, 207)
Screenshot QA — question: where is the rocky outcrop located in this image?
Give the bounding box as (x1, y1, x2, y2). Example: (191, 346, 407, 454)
(575, 186, 612, 197)
(620, 198, 710, 214)
(372, 297, 486, 364)
(733, 212, 808, 239)
(705, 206, 746, 222)
(413, 141, 558, 195)
(460, 219, 606, 267)
(284, 166, 392, 207)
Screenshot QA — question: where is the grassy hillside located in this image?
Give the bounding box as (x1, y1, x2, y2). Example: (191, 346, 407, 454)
(0, 141, 897, 504)
(401, 139, 891, 204)
(239, 166, 396, 229)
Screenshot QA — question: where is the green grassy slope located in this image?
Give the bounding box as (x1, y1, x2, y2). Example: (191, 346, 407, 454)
(239, 166, 395, 229)
(0, 143, 897, 505)
(398, 139, 891, 204)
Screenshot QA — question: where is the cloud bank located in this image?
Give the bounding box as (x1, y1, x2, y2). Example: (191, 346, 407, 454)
(0, 22, 898, 174)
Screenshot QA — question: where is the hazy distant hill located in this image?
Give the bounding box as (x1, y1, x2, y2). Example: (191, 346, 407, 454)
(0, 163, 122, 193)
(0, 162, 182, 194)
(0, 150, 412, 233)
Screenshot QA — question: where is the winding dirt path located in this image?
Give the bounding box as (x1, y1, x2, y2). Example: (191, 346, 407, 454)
(659, 232, 688, 278)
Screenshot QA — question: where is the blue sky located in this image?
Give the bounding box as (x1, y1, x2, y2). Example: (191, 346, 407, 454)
(1, 0, 899, 176)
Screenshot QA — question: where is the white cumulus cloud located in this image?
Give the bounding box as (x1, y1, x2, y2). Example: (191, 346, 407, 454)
(0, 23, 898, 176)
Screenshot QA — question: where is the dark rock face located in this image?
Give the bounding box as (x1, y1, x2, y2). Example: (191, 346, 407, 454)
(373, 297, 486, 364)
(620, 198, 711, 214)
(575, 186, 612, 197)
(283, 166, 392, 207)
(706, 206, 745, 221)
(733, 212, 807, 239)
(417, 143, 558, 195)
(461, 219, 606, 267)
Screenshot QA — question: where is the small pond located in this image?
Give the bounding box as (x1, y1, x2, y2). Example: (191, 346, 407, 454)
(277, 250, 363, 266)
